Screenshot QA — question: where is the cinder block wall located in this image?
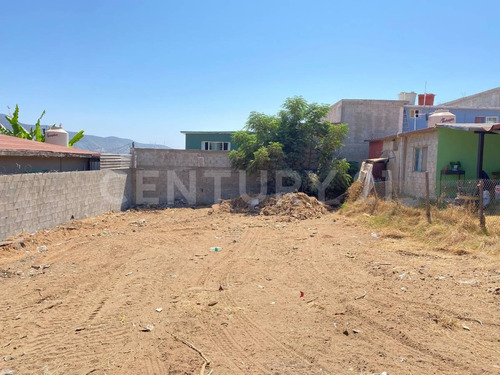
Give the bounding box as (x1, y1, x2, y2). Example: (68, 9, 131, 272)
(133, 149, 264, 205)
(327, 100, 406, 164)
(402, 132, 438, 198)
(0, 170, 133, 240)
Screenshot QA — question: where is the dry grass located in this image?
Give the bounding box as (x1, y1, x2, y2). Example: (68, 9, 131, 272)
(341, 197, 500, 254)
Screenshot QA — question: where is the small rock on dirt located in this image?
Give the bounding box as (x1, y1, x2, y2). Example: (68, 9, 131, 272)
(36, 246, 48, 253)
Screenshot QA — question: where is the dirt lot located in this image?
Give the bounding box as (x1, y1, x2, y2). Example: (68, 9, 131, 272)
(0, 202, 499, 374)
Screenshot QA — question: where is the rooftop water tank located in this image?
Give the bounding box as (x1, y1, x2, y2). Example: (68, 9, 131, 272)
(398, 92, 417, 105)
(428, 110, 456, 128)
(45, 124, 69, 147)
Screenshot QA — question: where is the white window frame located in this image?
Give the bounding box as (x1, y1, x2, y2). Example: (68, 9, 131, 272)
(414, 146, 428, 172)
(485, 116, 498, 123)
(201, 141, 231, 151)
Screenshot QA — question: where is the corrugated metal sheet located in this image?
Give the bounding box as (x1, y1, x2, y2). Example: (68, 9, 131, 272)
(436, 122, 500, 133)
(100, 154, 132, 169)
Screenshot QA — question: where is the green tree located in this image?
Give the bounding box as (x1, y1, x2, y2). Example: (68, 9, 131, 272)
(0, 105, 84, 147)
(229, 96, 350, 197)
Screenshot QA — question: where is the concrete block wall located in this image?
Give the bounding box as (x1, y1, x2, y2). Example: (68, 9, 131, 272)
(327, 100, 406, 164)
(0, 170, 133, 240)
(135, 167, 264, 205)
(133, 149, 264, 205)
(402, 132, 438, 198)
(134, 149, 231, 168)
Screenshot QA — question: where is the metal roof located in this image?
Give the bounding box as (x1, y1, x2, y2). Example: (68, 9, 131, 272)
(0, 134, 99, 158)
(435, 122, 500, 133)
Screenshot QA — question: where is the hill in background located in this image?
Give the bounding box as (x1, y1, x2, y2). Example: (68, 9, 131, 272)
(0, 114, 170, 153)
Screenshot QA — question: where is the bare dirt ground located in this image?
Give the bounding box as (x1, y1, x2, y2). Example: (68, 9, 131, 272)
(1, 203, 499, 374)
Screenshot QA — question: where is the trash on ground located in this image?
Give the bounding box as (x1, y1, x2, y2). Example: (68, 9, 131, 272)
(462, 323, 470, 331)
(344, 251, 355, 259)
(371, 232, 379, 238)
(140, 323, 154, 332)
(156, 308, 163, 312)
(31, 264, 50, 270)
(398, 272, 407, 280)
(210, 247, 222, 252)
(300, 291, 304, 298)
(125, 271, 133, 276)
(37, 245, 48, 253)
(208, 301, 218, 307)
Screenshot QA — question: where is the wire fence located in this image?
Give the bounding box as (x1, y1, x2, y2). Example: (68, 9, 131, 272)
(365, 176, 500, 229)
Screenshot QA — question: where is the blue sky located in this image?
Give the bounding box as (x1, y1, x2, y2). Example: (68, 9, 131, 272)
(1, 0, 499, 148)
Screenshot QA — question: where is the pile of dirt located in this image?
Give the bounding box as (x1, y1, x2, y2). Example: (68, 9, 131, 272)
(213, 193, 328, 220)
(217, 196, 252, 213)
(260, 192, 328, 220)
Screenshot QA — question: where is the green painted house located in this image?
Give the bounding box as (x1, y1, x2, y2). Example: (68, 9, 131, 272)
(180, 131, 238, 151)
(372, 123, 500, 199)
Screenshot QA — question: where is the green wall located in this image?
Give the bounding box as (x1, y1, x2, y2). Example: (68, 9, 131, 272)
(436, 128, 500, 194)
(185, 133, 237, 150)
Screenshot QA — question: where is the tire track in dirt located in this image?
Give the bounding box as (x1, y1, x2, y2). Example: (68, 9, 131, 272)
(194, 230, 265, 374)
(199, 227, 322, 374)
(306, 233, 479, 373)
(13, 241, 155, 373)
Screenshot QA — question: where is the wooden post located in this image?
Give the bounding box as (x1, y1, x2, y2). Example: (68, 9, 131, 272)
(425, 171, 431, 223)
(479, 179, 486, 230)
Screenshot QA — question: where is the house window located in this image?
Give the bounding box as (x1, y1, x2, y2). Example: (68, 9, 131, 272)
(201, 141, 230, 151)
(414, 147, 428, 172)
(475, 116, 498, 123)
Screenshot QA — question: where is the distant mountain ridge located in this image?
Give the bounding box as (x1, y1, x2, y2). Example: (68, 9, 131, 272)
(0, 114, 170, 153)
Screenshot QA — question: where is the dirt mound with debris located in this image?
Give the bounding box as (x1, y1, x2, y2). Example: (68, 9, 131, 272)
(217, 196, 252, 213)
(212, 192, 327, 220)
(260, 192, 327, 220)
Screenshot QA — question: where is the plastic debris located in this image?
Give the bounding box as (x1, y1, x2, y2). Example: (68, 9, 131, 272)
(250, 198, 259, 208)
(300, 291, 304, 298)
(37, 245, 48, 253)
(143, 324, 154, 332)
(156, 308, 163, 312)
(398, 272, 407, 280)
(210, 247, 222, 252)
(371, 232, 379, 238)
(462, 323, 470, 331)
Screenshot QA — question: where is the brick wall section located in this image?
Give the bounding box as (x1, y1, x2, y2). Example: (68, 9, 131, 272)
(0, 170, 133, 240)
(402, 132, 438, 198)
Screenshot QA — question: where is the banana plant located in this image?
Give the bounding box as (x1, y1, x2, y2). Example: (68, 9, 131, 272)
(0, 105, 30, 139)
(69, 130, 84, 147)
(0, 105, 84, 147)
